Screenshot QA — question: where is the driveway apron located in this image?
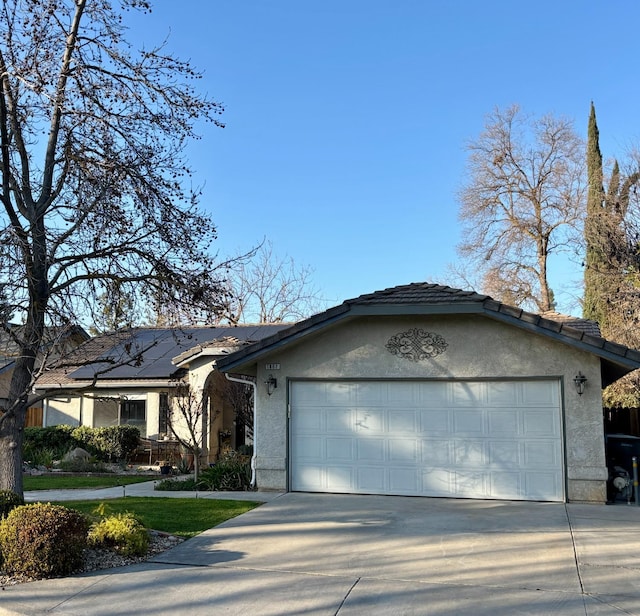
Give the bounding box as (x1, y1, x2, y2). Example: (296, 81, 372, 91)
(2, 492, 640, 615)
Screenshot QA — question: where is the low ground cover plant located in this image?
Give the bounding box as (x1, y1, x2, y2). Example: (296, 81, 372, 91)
(88, 511, 149, 556)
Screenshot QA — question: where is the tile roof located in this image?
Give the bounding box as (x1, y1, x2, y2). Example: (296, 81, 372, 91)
(215, 282, 640, 386)
(0, 324, 90, 363)
(539, 311, 601, 337)
(348, 282, 488, 305)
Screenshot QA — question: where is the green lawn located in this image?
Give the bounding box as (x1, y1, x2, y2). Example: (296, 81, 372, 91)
(53, 497, 260, 538)
(24, 474, 158, 491)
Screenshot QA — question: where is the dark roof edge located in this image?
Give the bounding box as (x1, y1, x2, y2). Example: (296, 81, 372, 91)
(481, 301, 640, 368)
(215, 303, 351, 371)
(215, 291, 640, 374)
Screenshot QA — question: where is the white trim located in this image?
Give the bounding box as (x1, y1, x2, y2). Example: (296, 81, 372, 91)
(225, 373, 258, 487)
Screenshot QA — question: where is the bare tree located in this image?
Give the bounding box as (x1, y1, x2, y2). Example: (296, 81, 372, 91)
(224, 240, 326, 324)
(0, 0, 230, 496)
(457, 105, 586, 312)
(167, 381, 213, 483)
(220, 377, 254, 443)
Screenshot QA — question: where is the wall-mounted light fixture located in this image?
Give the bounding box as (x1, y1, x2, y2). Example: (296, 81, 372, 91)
(265, 374, 277, 396)
(573, 372, 588, 396)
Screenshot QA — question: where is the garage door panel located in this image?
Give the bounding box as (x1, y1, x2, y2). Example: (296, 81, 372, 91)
(454, 471, 487, 497)
(293, 436, 322, 459)
(357, 438, 385, 461)
(355, 409, 384, 433)
(290, 380, 564, 502)
(358, 466, 385, 491)
(293, 465, 324, 490)
(389, 409, 418, 432)
(452, 381, 485, 406)
(489, 472, 522, 499)
(454, 440, 485, 465)
(326, 466, 353, 491)
(390, 467, 419, 493)
(420, 409, 450, 433)
(326, 437, 354, 460)
(487, 382, 520, 406)
(488, 410, 519, 435)
(389, 438, 419, 463)
(422, 468, 454, 495)
(453, 410, 484, 435)
(523, 410, 559, 436)
(294, 408, 323, 432)
(526, 472, 561, 499)
(421, 440, 452, 465)
(326, 408, 352, 432)
(522, 381, 558, 405)
(418, 382, 450, 406)
(488, 440, 520, 466)
(524, 441, 560, 466)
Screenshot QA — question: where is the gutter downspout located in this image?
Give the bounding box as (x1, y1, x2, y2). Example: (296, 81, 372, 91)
(224, 373, 258, 488)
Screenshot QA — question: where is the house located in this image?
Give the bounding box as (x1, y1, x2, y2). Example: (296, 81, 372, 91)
(0, 324, 90, 424)
(213, 282, 640, 503)
(34, 324, 289, 463)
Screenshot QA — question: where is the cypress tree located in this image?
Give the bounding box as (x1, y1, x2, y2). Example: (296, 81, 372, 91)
(583, 102, 606, 324)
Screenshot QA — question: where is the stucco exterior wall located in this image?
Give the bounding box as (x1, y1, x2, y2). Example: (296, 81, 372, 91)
(44, 389, 160, 440)
(44, 395, 83, 427)
(250, 314, 606, 502)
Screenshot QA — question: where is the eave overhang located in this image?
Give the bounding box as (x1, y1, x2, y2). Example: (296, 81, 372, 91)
(215, 299, 640, 386)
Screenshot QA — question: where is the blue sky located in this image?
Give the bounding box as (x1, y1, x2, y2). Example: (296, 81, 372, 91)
(126, 2, 640, 315)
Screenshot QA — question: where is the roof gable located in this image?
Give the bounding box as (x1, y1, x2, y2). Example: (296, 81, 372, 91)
(215, 282, 640, 386)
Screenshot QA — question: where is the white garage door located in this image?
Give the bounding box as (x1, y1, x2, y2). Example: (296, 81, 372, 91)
(290, 380, 564, 501)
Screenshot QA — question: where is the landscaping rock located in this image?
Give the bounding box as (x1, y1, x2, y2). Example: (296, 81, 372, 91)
(63, 447, 91, 462)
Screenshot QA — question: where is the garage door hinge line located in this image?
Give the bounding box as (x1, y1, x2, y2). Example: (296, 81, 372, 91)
(334, 578, 361, 615)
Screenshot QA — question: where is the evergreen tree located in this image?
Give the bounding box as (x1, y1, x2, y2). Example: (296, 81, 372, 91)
(583, 103, 640, 343)
(583, 102, 606, 324)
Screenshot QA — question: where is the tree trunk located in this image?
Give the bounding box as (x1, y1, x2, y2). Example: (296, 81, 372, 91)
(0, 357, 36, 497)
(193, 449, 200, 484)
(0, 217, 49, 497)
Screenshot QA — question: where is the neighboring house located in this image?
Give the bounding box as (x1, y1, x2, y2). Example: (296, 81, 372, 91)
(214, 282, 640, 504)
(34, 325, 289, 463)
(0, 324, 90, 423)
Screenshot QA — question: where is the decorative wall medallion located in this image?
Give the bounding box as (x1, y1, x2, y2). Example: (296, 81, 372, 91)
(386, 329, 448, 362)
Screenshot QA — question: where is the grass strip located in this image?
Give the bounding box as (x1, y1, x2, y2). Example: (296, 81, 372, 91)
(53, 497, 260, 538)
(24, 474, 159, 491)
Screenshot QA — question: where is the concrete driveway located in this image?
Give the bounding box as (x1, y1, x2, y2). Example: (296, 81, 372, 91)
(2, 493, 640, 615)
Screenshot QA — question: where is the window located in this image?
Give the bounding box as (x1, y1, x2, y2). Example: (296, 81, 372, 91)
(120, 399, 146, 437)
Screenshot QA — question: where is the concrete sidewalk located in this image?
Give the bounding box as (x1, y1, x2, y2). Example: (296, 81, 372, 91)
(2, 492, 640, 615)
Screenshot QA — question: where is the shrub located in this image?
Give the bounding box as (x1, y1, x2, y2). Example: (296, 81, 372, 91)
(155, 477, 198, 491)
(23, 425, 141, 466)
(0, 490, 24, 519)
(72, 425, 140, 461)
(58, 457, 110, 473)
(87, 512, 149, 556)
(23, 445, 58, 468)
(237, 444, 253, 457)
(23, 425, 80, 464)
(197, 451, 252, 491)
(0, 503, 88, 578)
